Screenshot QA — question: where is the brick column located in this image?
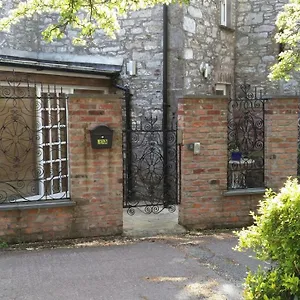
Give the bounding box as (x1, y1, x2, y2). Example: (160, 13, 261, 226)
(68, 94, 123, 236)
(178, 96, 228, 228)
(265, 98, 298, 190)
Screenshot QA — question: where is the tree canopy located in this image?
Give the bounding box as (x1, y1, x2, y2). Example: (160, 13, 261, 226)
(270, 0, 300, 81)
(0, 0, 187, 45)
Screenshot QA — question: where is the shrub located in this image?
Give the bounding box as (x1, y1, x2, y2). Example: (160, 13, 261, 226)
(236, 178, 300, 299)
(0, 240, 8, 248)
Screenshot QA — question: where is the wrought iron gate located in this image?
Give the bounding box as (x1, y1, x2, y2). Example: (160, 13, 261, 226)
(123, 95, 180, 215)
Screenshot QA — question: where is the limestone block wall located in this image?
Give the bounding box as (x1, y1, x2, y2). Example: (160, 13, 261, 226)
(0, 1, 236, 118)
(0, 4, 165, 118)
(181, 0, 236, 97)
(235, 0, 300, 95)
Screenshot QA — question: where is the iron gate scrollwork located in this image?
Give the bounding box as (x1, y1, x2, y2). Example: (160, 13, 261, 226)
(123, 113, 180, 215)
(0, 75, 69, 204)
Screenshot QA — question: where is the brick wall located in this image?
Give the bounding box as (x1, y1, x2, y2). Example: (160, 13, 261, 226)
(1, 94, 298, 241)
(68, 94, 123, 237)
(0, 94, 123, 242)
(0, 207, 74, 242)
(265, 97, 298, 190)
(178, 96, 298, 229)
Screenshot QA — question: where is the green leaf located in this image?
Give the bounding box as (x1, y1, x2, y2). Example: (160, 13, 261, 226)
(0, 0, 189, 44)
(270, 0, 300, 80)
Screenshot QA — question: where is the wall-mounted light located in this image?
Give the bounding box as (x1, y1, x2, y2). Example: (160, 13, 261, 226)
(126, 60, 137, 76)
(200, 62, 211, 79)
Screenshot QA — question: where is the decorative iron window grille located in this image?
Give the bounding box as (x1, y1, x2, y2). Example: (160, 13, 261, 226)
(0, 77, 70, 203)
(227, 84, 265, 190)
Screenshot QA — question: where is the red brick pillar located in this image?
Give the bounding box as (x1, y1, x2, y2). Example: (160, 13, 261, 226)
(178, 96, 228, 228)
(265, 98, 298, 190)
(68, 94, 123, 236)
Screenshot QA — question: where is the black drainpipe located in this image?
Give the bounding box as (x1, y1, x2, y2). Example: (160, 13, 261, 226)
(163, 4, 168, 129)
(163, 4, 169, 207)
(114, 82, 132, 208)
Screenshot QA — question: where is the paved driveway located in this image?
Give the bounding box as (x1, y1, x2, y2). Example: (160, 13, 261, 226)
(0, 233, 265, 300)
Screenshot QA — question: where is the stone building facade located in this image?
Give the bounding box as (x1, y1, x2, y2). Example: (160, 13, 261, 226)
(0, 0, 296, 108)
(0, 0, 236, 118)
(235, 0, 300, 95)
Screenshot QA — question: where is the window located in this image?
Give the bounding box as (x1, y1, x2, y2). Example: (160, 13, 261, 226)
(215, 84, 228, 96)
(38, 88, 71, 200)
(220, 0, 231, 28)
(0, 82, 72, 203)
(227, 85, 265, 190)
(0, 75, 107, 204)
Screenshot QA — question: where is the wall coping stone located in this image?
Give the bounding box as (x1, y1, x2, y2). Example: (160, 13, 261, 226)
(0, 200, 76, 211)
(265, 95, 300, 100)
(180, 95, 228, 100)
(223, 188, 266, 197)
(181, 95, 300, 101)
(69, 94, 123, 100)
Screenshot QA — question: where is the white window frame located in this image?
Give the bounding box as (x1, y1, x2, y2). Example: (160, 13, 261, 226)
(216, 84, 228, 96)
(36, 86, 73, 201)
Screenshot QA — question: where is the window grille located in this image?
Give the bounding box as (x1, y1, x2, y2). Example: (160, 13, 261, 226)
(38, 89, 69, 199)
(0, 80, 71, 203)
(227, 84, 265, 190)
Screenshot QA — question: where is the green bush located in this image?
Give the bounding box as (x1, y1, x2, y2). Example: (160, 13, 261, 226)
(0, 240, 8, 248)
(236, 178, 300, 300)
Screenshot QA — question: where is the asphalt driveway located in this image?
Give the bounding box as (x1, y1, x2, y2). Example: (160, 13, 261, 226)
(0, 232, 265, 300)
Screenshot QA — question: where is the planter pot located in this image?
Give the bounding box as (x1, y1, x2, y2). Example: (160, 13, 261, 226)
(231, 151, 242, 161)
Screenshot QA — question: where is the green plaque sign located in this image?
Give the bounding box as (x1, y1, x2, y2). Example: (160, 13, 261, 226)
(97, 138, 109, 145)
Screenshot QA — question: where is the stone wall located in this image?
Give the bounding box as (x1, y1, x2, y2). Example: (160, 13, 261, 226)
(0, 3, 165, 117)
(235, 0, 300, 95)
(178, 95, 298, 229)
(4, 0, 299, 104)
(0, 1, 236, 118)
(167, 0, 236, 112)
(0, 94, 123, 242)
(181, 0, 236, 97)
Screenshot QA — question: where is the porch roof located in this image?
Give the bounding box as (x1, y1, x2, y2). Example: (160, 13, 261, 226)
(0, 49, 123, 77)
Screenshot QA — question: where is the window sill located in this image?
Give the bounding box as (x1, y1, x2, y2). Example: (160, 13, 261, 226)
(0, 199, 76, 211)
(219, 25, 235, 32)
(223, 188, 266, 197)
